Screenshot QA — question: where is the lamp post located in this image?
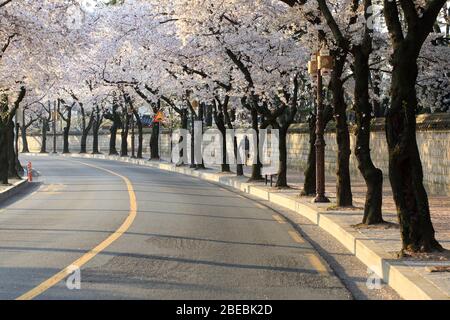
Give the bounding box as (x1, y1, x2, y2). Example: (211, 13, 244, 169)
(308, 48, 333, 203)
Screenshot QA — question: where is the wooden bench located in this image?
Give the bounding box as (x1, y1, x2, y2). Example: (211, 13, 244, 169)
(264, 173, 278, 187)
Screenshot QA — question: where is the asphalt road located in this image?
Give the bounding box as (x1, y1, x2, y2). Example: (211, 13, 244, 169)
(0, 156, 353, 300)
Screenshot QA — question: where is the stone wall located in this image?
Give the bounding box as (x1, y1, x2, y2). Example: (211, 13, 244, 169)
(21, 113, 450, 195)
(22, 130, 183, 162)
(286, 113, 450, 195)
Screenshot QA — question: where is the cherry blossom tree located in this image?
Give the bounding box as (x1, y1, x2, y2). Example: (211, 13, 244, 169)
(383, 0, 448, 254)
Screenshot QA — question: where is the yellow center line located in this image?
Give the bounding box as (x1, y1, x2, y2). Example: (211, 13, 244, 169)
(306, 254, 328, 274)
(272, 214, 286, 224)
(16, 161, 137, 300)
(288, 231, 305, 243)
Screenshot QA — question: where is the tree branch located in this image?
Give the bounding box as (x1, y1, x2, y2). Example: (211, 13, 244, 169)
(317, 0, 348, 49)
(0, 0, 12, 8)
(383, 0, 405, 45)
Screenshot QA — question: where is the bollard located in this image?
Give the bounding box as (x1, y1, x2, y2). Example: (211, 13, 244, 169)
(27, 161, 32, 182)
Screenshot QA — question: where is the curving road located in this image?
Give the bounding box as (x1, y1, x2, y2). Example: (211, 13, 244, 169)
(0, 156, 352, 300)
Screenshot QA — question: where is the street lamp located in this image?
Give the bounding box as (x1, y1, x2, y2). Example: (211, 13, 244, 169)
(308, 48, 333, 203)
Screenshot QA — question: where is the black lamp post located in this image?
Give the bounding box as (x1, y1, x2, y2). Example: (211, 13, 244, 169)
(308, 48, 333, 203)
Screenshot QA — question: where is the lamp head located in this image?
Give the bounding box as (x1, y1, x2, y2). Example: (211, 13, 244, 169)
(318, 48, 333, 71)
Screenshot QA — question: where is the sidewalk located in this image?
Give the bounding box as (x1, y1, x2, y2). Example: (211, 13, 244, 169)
(24, 152, 450, 299)
(280, 171, 450, 243)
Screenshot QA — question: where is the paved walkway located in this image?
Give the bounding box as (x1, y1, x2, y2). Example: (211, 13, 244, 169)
(283, 172, 450, 243)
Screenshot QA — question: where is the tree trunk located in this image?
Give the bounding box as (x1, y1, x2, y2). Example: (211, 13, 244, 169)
(92, 106, 103, 154)
(205, 104, 213, 127)
(63, 125, 70, 154)
(21, 125, 29, 153)
(190, 112, 195, 168)
(236, 137, 244, 176)
(354, 49, 384, 225)
(7, 120, 20, 179)
(150, 122, 160, 160)
(134, 112, 143, 159)
(330, 53, 353, 207)
(14, 123, 23, 176)
(80, 132, 88, 154)
(178, 109, 188, 165)
(372, 71, 383, 117)
(213, 109, 230, 172)
(0, 126, 8, 184)
(61, 107, 72, 154)
(220, 125, 230, 173)
(196, 103, 206, 170)
(249, 107, 263, 181)
(40, 120, 48, 153)
(386, 46, 442, 253)
(80, 112, 93, 154)
(275, 127, 288, 187)
(92, 125, 100, 154)
(120, 116, 130, 157)
(221, 100, 242, 175)
(109, 124, 118, 155)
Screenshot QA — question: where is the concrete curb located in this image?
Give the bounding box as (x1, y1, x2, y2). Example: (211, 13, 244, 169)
(24, 152, 449, 300)
(0, 179, 29, 204)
